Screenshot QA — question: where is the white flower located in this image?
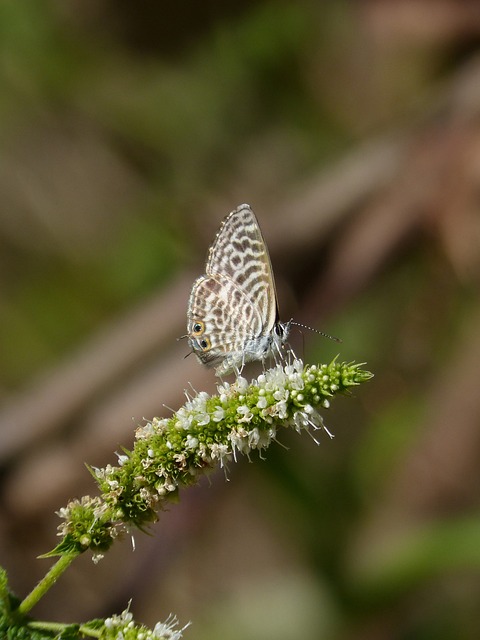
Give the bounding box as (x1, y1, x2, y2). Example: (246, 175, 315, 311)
(190, 391, 209, 411)
(196, 412, 210, 426)
(273, 387, 288, 401)
(104, 608, 133, 630)
(248, 427, 274, 449)
(229, 427, 250, 457)
(288, 372, 304, 391)
(274, 400, 288, 419)
(153, 614, 191, 639)
(292, 410, 310, 431)
(185, 435, 198, 449)
(212, 406, 225, 422)
(175, 408, 193, 430)
(217, 380, 231, 396)
(136, 422, 154, 439)
(237, 404, 253, 423)
(173, 453, 187, 469)
(256, 396, 268, 409)
(263, 364, 288, 389)
(235, 376, 249, 393)
(209, 443, 230, 465)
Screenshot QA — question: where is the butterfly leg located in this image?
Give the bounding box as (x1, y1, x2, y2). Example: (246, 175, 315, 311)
(272, 337, 288, 367)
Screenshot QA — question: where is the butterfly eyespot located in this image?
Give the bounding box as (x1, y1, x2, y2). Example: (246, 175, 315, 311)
(192, 321, 205, 335)
(199, 337, 211, 351)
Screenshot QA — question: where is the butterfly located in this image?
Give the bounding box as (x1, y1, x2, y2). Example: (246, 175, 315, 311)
(187, 204, 290, 376)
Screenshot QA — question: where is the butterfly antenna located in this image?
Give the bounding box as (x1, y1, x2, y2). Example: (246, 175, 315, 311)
(290, 321, 342, 343)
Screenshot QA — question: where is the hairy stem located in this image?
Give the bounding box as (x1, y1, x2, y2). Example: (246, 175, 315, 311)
(17, 552, 79, 616)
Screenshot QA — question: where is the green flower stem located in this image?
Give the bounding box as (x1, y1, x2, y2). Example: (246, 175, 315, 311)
(77, 625, 101, 638)
(28, 620, 100, 638)
(17, 552, 79, 616)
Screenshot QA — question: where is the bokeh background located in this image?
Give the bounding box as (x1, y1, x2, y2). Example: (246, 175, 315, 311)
(1, 1, 480, 638)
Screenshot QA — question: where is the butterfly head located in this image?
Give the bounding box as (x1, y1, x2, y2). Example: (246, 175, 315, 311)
(274, 319, 291, 342)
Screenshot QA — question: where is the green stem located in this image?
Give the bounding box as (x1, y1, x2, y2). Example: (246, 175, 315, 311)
(17, 553, 79, 616)
(28, 620, 100, 638)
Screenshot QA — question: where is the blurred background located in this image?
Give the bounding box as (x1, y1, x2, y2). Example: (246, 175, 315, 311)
(1, 0, 480, 638)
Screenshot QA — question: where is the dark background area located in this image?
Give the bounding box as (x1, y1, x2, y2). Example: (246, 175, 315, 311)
(1, 1, 480, 638)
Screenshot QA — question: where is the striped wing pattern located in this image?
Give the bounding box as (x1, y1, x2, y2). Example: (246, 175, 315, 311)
(187, 204, 285, 375)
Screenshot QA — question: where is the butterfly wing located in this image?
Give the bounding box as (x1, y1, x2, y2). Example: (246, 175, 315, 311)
(187, 273, 264, 370)
(187, 203, 283, 374)
(205, 204, 279, 333)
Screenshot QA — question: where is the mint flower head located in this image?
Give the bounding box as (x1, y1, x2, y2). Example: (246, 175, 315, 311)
(102, 609, 190, 640)
(54, 357, 372, 557)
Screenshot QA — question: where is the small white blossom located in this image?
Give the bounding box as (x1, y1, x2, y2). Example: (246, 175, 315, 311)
(256, 396, 267, 409)
(153, 614, 191, 639)
(229, 427, 250, 457)
(212, 406, 225, 422)
(237, 404, 253, 423)
(217, 380, 231, 396)
(235, 376, 249, 393)
(89, 552, 104, 565)
(190, 391, 209, 411)
(263, 365, 288, 390)
(175, 407, 193, 429)
(139, 487, 155, 502)
(104, 608, 133, 630)
(209, 443, 230, 465)
(136, 423, 154, 439)
(275, 400, 288, 419)
(292, 410, 310, 431)
(248, 427, 274, 449)
(273, 387, 289, 401)
(185, 435, 198, 449)
(173, 453, 187, 469)
(196, 412, 211, 426)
